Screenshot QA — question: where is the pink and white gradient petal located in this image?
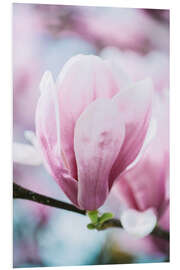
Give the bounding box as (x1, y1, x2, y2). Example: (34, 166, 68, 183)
(74, 99, 125, 210)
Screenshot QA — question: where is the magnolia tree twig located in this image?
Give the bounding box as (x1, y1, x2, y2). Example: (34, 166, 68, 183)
(13, 182, 86, 215)
(13, 182, 169, 241)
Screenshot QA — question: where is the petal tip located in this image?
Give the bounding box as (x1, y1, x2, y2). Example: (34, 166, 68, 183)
(120, 208, 157, 238)
(39, 70, 54, 94)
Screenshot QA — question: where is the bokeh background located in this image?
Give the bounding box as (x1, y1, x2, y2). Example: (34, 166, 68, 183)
(13, 3, 169, 268)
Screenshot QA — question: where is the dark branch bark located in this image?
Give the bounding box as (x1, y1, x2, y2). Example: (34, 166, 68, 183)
(151, 225, 170, 241)
(13, 182, 86, 215)
(98, 218, 170, 241)
(13, 182, 169, 241)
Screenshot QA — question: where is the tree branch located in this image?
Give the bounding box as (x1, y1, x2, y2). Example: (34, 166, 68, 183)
(13, 182, 169, 241)
(13, 182, 86, 215)
(98, 218, 169, 241)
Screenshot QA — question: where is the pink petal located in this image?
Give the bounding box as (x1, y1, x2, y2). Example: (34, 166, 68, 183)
(104, 58, 131, 90)
(120, 208, 157, 238)
(37, 130, 79, 207)
(109, 78, 153, 184)
(74, 99, 125, 210)
(115, 146, 167, 214)
(13, 142, 42, 166)
(57, 55, 122, 179)
(35, 71, 78, 206)
(158, 203, 169, 231)
(35, 71, 60, 171)
(113, 175, 139, 210)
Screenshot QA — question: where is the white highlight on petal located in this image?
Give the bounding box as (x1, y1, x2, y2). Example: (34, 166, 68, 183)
(56, 54, 83, 86)
(39, 71, 61, 156)
(13, 142, 42, 166)
(143, 116, 157, 147)
(120, 208, 157, 238)
(53, 83, 61, 157)
(39, 70, 54, 94)
(125, 117, 157, 171)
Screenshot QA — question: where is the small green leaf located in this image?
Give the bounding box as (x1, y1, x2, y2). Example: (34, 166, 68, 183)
(99, 212, 114, 224)
(87, 210, 99, 224)
(87, 223, 96, 230)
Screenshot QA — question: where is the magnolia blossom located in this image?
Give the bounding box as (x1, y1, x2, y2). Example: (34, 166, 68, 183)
(113, 93, 169, 237)
(33, 54, 154, 211)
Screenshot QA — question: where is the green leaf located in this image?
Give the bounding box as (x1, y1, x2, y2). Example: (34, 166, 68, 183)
(99, 212, 114, 224)
(87, 210, 99, 224)
(87, 223, 96, 230)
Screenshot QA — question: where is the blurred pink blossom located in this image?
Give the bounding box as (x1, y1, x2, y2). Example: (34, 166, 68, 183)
(35, 54, 153, 210)
(75, 8, 169, 53)
(101, 47, 169, 94)
(35, 6, 169, 53)
(113, 92, 169, 236)
(13, 4, 43, 129)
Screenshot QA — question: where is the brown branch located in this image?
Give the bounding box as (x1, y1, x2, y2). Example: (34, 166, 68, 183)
(97, 218, 169, 241)
(13, 182, 169, 241)
(13, 182, 86, 215)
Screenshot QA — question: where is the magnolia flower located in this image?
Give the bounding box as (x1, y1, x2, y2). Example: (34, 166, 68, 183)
(113, 94, 169, 237)
(32, 54, 153, 210)
(117, 150, 169, 238)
